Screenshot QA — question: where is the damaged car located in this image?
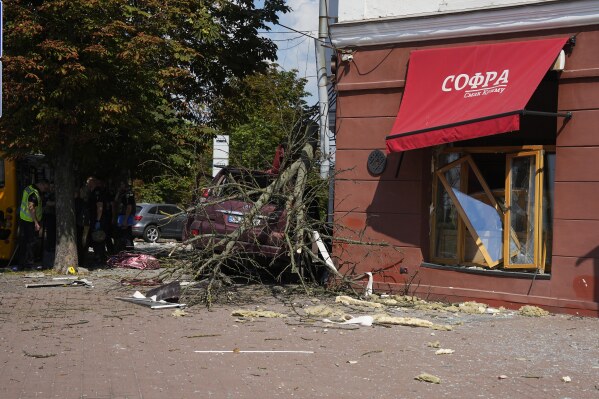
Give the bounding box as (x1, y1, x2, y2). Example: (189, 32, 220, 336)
(183, 167, 289, 259)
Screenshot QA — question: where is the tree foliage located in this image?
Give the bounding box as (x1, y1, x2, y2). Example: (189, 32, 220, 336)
(1, 0, 289, 160)
(211, 65, 315, 170)
(0, 0, 289, 270)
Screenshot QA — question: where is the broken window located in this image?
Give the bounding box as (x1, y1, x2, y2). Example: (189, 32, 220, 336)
(430, 147, 553, 273)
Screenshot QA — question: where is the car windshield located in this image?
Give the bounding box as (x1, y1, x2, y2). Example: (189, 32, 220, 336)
(135, 206, 142, 215)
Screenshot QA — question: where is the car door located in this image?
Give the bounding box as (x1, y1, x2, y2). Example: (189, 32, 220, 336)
(168, 206, 187, 239)
(157, 205, 183, 238)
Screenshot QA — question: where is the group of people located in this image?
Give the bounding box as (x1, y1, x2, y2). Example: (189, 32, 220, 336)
(78, 177, 136, 264)
(16, 177, 136, 270)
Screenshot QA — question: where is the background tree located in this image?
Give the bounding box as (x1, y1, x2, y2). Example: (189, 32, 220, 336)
(0, 0, 288, 272)
(135, 66, 316, 205)
(211, 65, 315, 170)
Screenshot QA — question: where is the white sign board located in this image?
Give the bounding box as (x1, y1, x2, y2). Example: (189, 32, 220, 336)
(212, 135, 229, 177)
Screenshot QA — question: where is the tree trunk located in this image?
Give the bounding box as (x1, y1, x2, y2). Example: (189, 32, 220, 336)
(53, 135, 78, 273)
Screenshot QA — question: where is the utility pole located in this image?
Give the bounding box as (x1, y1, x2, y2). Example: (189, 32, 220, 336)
(316, 0, 330, 180)
(316, 0, 335, 224)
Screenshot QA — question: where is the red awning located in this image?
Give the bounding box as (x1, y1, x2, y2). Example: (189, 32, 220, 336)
(386, 37, 570, 152)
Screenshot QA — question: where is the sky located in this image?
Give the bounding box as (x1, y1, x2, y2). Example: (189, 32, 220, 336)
(261, 0, 321, 104)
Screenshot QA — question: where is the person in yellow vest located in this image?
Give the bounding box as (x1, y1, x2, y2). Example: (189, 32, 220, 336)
(16, 179, 50, 271)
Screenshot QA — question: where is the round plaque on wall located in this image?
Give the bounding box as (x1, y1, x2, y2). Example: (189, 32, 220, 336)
(367, 149, 387, 175)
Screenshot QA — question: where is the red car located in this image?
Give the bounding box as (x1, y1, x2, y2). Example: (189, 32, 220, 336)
(184, 167, 288, 258)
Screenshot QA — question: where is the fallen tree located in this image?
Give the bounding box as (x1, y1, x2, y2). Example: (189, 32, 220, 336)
(149, 129, 404, 306)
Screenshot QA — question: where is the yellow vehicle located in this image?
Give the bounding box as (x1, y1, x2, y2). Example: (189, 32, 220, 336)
(0, 154, 18, 261)
(0, 152, 52, 263)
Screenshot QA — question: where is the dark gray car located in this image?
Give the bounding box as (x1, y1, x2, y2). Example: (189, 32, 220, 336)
(132, 203, 187, 242)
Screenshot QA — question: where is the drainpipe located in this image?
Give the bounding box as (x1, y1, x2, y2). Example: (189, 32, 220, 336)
(316, 0, 334, 224)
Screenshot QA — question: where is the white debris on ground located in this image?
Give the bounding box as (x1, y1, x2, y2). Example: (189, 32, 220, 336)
(229, 292, 550, 333)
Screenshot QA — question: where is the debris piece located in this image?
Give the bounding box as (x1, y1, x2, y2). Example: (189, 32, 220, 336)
(116, 291, 186, 309)
(195, 350, 313, 354)
(373, 314, 452, 330)
(371, 297, 399, 306)
(271, 286, 286, 295)
(185, 334, 221, 338)
(313, 230, 339, 275)
(415, 302, 460, 312)
(458, 301, 488, 314)
(120, 278, 163, 287)
(171, 309, 187, 317)
(427, 341, 441, 348)
(518, 305, 549, 317)
(431, 324, 454, 331)
(435, 349, 455, 355)
(347, 360, 358, 364)
(361, 350, 382, 357)
(146, 281, 181, 302)
(520, 375, 542, 379)
(335, 296, 384, 308)
(364, 272, 373, 297)
(107, 252, 160, 270)
(25, 279, 93, 288)
(24, 272, 46, 278)
(390, 295, 428, 306)
(415, 373, 441, 384)
(23, 350, 56, 359)
(562, 376, 571, 383)
(498, 375, 508, 379)
(231, 310, 287, 318)
(486, 307, 501, 314)
(65, 320, 89, 327)
(323, 315, 374, 327)
(303, 305, 347, 321)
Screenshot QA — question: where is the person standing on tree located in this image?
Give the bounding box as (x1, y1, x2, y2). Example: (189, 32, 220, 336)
(17, 179, 50, 271)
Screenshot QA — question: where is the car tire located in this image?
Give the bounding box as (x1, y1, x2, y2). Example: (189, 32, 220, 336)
(143, 225, 160, 243)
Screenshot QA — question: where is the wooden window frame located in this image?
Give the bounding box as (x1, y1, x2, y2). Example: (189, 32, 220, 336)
(436, 155, 503, 268)
(430, 146, 553, 271)
(503, 150, 545, 271)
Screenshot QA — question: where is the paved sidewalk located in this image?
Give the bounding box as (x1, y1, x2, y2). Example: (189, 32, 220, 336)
(0, 268, 598, 399)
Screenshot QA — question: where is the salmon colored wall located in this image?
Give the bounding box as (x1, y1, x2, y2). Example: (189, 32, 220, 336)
(332, 27, 599, 315)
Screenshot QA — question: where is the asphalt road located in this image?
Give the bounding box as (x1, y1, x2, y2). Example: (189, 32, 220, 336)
(0, 267, 598, 399)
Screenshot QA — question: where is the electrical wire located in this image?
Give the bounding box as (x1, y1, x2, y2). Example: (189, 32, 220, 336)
(278, 36, 308, 51)
(275, 22, 334, 48)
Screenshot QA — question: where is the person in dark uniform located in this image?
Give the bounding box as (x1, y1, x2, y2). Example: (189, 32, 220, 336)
(115, 180, 136, 252)
(17, 179, 50, 270)
(86, 177, 108, 263)
(102, 182, 115, 255)
(74, 186, 89, 264)
(41, 183, 56, 269)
